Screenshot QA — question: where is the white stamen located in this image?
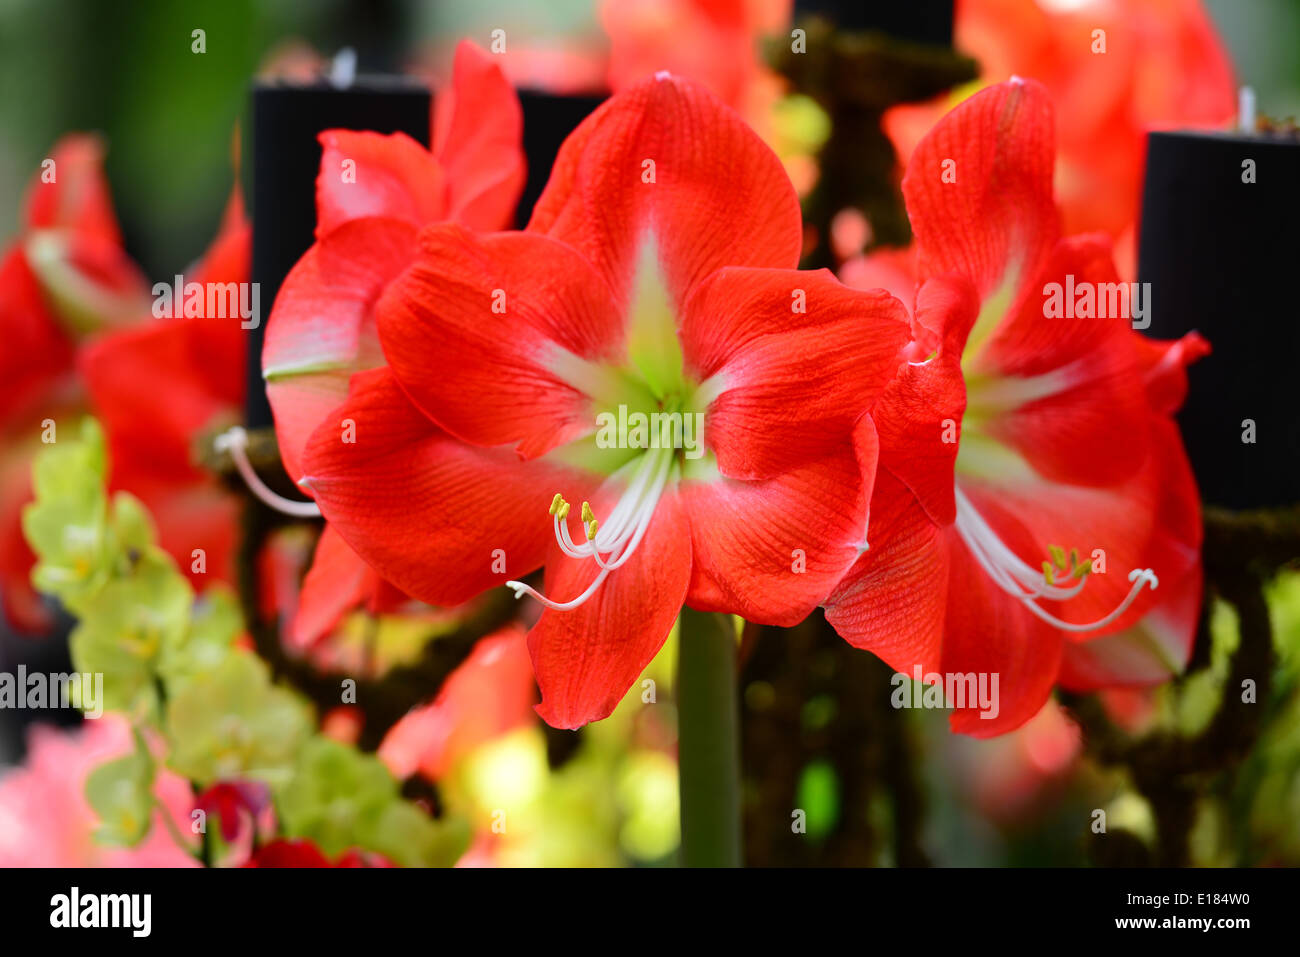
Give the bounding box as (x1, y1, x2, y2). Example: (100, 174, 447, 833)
(214, 426, 322, 518)
(506, 441, 675, 610)
(953, 486, 1157, 633)
(1239, 85, 1256, 134)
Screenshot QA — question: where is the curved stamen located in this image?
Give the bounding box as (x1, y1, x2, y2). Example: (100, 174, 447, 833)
(215, 426, 322, 518)
(506, 442, 675, 610)
(953, 485, 1157, 634)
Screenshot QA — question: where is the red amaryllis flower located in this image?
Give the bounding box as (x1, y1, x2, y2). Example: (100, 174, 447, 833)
(262, 39, 524, 647)
(0, 135, 150, 632)
(824, 79, 1205, 736)
(79, 190, 251, 587)
(883, 0, 1236, 275)
(297, 73, 909, 728)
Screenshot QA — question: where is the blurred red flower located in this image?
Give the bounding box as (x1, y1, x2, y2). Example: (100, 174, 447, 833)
(263, 39, 525, 649)
(825, 79, 1205, 736)
(0, 136, 150, 632)
(883, 0, 1236, 276)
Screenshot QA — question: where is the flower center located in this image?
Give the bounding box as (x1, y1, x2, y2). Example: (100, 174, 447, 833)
(952, 485, 1157, 633)
(506, 434, 677, 611)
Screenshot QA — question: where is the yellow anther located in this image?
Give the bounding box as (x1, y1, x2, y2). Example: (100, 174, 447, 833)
(1069, 547, 1080, 569)
(586, 519, 599, 541)
(1072, 562, 1090, 580)
(556, 501, 571, 521)
(581, 501, 595, 524)
(1042, 561, 1056, 586)
(549, 493, 564, 516)
(1048, 544, 1067, 570)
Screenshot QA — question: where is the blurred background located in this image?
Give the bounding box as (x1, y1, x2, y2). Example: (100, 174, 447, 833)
(1, 0, 1298, 867)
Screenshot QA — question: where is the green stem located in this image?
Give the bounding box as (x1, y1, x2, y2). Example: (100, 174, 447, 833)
(676, 606, 742, 867)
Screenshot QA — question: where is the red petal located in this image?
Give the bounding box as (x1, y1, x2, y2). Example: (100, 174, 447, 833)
(23, 134, 122, 246)
(432, 40, 526, 231)
(292, 525, 395, 649)
(969, 235, 1150, 488)
(681, 266, 909, 479)
(682, 434, 871, 627)
(940, 528, 1065, 737)
(0, 246, 74, 424)
(379, 625, 536, 779)
(529, 491, 691, 729)
(299, 367, 591, 607)
(315, 131, 447, 237)
(872, 275, 976, 527)
(377, 225, 623, 458)
(902, 79, 1058, 301)
(823, 471, 947, 677)
(81, 319, 235, 480)
(528, 73, 801, 312)
(1132, 330, 1210, 416)
(263, 217, 417, 481)
(957, 416, 1201, 640)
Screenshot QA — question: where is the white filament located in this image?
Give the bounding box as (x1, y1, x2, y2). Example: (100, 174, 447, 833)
(506, 442, 675, 611)
(214, 426, 322, 518)
(953, 485, 1157, 633)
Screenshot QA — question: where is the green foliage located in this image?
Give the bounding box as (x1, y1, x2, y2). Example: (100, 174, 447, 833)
(22, 417, 467, 866)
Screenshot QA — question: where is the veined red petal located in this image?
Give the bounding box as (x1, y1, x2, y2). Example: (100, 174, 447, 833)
(377, 225, 624, 458)
(528, 73, 801, 312)
(970, 234, 1150, 487)
(263, 217, 417, 481)
(823, 471, 947, 677)
(529, 491, 690, 729)
(872, 275, 976, 527)
(682, 266, 909, 480)
(940, 528, 1065, 737)
(299, 367, 591, 607)
(902, 78, 1058, 301)
(683, 439, 870, 627)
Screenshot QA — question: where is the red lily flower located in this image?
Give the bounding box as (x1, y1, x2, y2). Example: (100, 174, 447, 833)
(883, 0, 1236, 275)
(296, 74, 909, 728)
(79, 190, 251, 588)
(0, 135, 150, 632)
(262, 40, 525, 647)
(824, 79, 1205, 736)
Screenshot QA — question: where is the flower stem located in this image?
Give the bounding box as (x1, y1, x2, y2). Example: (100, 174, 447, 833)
(675, 606, 742, 867)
